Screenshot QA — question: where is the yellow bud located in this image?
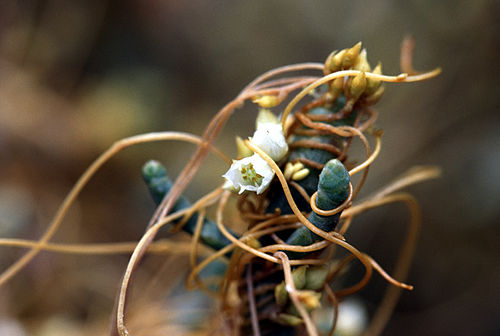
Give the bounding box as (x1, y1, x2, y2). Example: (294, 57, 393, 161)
(366, 61, 382, 94)
(256, 108, 279, 127)
(324, 50, 338, 74)
(364, 85, 385, 105)
(292, 162, 304, 171)
(274, 282, 288, 306)
(247, 237, 261, 249)
(296, 290, 322, 311)
(342, 42, 362, 68)
(226, 281, 241, 308)
(349, 71, 367, 100)
(329, 77, 345, 98)
(286, 162, 307, 180)
(283, 114, 295, 135)
(372, 61, 382, 74)
(341, 99, 355, 116)
(331, 49, 347, 72)
(353, 49, 371, 72)
(235, 136, 253, 158)
(252, 95, 280, 108)
(284, 162, 295, 180)
(292, 168, 310, 181)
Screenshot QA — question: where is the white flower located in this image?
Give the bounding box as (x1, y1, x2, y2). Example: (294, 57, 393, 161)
(251, 121, 288, 161)
(222, 154, 274, 194)
(222, 110, 288, 195)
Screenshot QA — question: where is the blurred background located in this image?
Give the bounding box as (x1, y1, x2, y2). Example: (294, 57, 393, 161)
(0, 0, 498, 335)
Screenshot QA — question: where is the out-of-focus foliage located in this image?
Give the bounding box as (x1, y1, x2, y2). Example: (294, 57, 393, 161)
(0, 1, 498, 335)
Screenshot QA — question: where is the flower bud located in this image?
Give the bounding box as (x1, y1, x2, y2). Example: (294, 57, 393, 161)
(247, 237, 261, 249)
(284, 162, 295, 180)
(256, 109, 279, 129)
(292, 168, 310, 181)
(305, 265, 329, 290)
(324, 50, 338, 74)
(366, 61, 382, 95)
(276, 313, 303, 326)
(297, 290, 322, 311)
(251, 122, 288, 161)
(364, 85, 385, 105)
(331, 49, 347, 72)
(349, 71, 367, 100)
(293, 162, 304, 171)
(353, 49, 371, 73)
(235, 136, 253, 159)
(292, 265, 308, 290)
(275, 282, 288, 306)
(252, 95, 280, 108)
(342, 42, 362, 69)
(329, 77, 345, 99)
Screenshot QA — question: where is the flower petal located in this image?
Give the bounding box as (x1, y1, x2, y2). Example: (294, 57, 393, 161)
(251, 122, 288, 161)
(222, 154, 274, 194)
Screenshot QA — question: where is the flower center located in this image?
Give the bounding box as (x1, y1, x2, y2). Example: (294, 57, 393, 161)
(240, 163, 263, 186)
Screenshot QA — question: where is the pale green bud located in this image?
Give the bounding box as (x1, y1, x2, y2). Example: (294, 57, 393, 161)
(275, 282, 288, 306)
(342, 42, 362, 68)
(292, 265, 308, 290)
(366, 62, 382, 95)
(276, 313, 303, 326)
(305, 265, 329, 290)
(349, 71, 367, 100)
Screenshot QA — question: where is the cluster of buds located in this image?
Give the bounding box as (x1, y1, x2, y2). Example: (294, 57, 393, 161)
(274, 265, 330, 326)
(324, 42, 385, 113)
(283, 161, 310, 181)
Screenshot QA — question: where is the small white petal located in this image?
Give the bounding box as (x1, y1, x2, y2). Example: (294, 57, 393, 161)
(222, 154, 274, 194)
(222, 179, 240, 193)
(251, 122, 288, 161)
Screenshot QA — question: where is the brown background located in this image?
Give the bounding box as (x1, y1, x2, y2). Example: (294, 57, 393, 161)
(0, 1, 498, 335)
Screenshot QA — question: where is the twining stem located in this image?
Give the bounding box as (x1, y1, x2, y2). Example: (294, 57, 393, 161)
(280, 68, 442, 129)
(0, 239, 194, 255)
(246, 263, 261, 336)
(0, 132, 227, 289)
(275, 251, 318, 336)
